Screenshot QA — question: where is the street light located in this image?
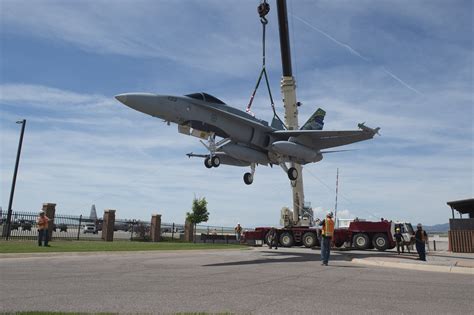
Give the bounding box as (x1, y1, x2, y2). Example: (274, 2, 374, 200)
(4, 119, 26, 240)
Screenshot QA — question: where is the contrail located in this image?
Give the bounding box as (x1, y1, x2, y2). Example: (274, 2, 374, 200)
(291, 14, 369, 61)
(382, 67, 423, 96)
(291, 14, 423, 96)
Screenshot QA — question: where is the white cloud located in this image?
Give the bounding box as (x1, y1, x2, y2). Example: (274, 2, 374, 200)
(1, 1, 265, 77)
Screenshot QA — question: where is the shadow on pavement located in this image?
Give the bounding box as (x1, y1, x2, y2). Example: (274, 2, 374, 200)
(202, 248, 406, 267)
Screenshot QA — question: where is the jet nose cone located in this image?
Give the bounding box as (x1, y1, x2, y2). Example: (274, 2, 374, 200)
(115, 94, 128, 104)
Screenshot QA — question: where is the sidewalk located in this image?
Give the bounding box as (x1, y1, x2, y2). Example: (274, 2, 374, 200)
(352, 250, 474, 275)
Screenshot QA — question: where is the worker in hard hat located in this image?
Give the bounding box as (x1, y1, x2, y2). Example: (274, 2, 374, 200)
(319, 211, 335, 266)
(36, 210, 50, 247)
(267, 227, 278, 250)
(234, 223, 242, 243)
(394, 227, 404, 255)
(415, 223, 428, 261)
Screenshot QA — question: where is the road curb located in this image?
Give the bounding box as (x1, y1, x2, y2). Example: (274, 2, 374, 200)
(352, 258, 474, 275)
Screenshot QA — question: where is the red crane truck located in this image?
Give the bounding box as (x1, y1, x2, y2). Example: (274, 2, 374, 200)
(243, 220, 415, 251)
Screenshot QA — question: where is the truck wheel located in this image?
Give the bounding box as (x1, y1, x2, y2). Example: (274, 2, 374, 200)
(335, 241, 344, 248)
(373, 233, 389, 251)
(353, 233, 370, 250)
(302, 232, 317, 248)
(264, 231, 272, 245)
(279, 232, 294, 247)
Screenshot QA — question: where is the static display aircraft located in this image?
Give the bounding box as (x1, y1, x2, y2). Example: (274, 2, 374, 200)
(115, 92, 379, 184)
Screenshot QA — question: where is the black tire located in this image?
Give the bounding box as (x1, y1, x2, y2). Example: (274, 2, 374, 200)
(264, 231, 274, 245)
(335, 241, 344, 248)
(264, 231, 270, 245)
(204, 157, 213, 169)
(279, 231, 294, 247)
(353, 233, 370, 250)
(243, 172, 253, 185)
(302, 232, 317, 248)
(373, 233, 389, 251)
(211, 156, 220, 168)
(287, 167, 298, 181)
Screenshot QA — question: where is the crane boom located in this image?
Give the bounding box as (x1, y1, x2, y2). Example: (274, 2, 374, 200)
(276, 0, 305, 226)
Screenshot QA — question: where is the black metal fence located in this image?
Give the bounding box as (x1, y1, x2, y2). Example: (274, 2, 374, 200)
(0, 211, 102, 241)
(161, 222, 185, 241)
(0, 211, 243, 242)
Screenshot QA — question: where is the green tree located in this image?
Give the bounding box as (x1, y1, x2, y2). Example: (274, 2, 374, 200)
(186, 197, 209, 242)
(186, 197, 209, 225)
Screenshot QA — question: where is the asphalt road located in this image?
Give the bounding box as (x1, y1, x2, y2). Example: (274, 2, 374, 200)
(0, 247, 472, 314)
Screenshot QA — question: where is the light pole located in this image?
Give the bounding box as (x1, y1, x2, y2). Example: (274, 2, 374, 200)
(4, 119, 26, 240)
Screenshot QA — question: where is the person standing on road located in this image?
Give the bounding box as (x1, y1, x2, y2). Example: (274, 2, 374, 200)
(394, 227, 405, 254)
(415, 223, 428, 261)
(267, 227, 278, 250)
(36, 211, 50, 247)
(319, 212, 335, 266)
(235, 223, 242, 242)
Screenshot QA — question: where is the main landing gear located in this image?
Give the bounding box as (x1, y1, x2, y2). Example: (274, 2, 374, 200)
(280, 163, 298, 181)
(243, 163, 256, 185)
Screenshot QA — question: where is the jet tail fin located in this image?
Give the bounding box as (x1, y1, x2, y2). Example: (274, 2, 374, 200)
(300, 108, 326, 130)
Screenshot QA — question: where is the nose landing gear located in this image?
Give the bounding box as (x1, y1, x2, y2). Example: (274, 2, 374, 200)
(204, 155, 221, 168)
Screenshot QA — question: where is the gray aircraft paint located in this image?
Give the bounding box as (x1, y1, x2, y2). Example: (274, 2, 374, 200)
(115, 92, 379, 184)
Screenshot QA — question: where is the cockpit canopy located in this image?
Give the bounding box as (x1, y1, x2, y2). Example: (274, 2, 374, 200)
(185, 93, 225, 104)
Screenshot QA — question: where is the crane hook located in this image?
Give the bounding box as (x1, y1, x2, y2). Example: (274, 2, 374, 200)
(258, 1, 270, 24)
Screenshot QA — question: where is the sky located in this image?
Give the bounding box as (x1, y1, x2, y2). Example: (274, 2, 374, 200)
(0, 0, 472, 227)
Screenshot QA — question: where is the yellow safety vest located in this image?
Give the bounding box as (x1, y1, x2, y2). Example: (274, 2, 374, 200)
(322, 218, 334, 237)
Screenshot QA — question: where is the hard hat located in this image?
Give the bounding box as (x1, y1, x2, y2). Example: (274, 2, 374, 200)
(39, 210, 45, 215)
(417, 223, 422, 228)
(327, 212, 333, 218)
(396, 228, 400, 231)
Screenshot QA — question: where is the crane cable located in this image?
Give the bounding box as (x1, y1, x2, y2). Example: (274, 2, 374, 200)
(246, 0, 286, 129)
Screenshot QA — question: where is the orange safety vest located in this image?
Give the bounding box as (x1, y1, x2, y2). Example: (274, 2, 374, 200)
(37, 216, 49, 230)
(322, 218, 334, 237)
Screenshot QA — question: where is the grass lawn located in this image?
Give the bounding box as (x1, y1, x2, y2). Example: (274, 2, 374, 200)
(0, 240, 246, 254)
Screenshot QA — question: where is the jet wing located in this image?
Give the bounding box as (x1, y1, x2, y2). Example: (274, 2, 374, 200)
(190, 101, 274, 132)
(272, 124, 380, 150)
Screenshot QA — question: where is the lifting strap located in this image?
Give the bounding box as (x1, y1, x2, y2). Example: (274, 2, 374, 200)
(246, 0, 286, 129)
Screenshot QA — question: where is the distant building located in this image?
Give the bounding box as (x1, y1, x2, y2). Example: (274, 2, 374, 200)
(447, 198, 474, 253)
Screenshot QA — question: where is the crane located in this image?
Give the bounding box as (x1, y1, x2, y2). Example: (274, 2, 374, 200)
(276, 0, 305, 226)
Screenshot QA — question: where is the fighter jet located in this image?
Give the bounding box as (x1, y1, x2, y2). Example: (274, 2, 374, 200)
(115, 92, 379, 185)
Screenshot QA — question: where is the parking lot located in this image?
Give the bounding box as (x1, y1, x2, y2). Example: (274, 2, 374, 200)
(1, 246, 472, 314)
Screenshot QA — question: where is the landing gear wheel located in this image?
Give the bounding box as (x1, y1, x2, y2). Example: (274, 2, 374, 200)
(373, 233, 389, 251)
(353, 233, 370, 250)
(279, 231, 294, 247)
(288, 167, 298, 181)
(211, 156, 220, 168)
(243, 172, 253, 185)
(204, 157, 213, 169)
(302, 232, 317, 248)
